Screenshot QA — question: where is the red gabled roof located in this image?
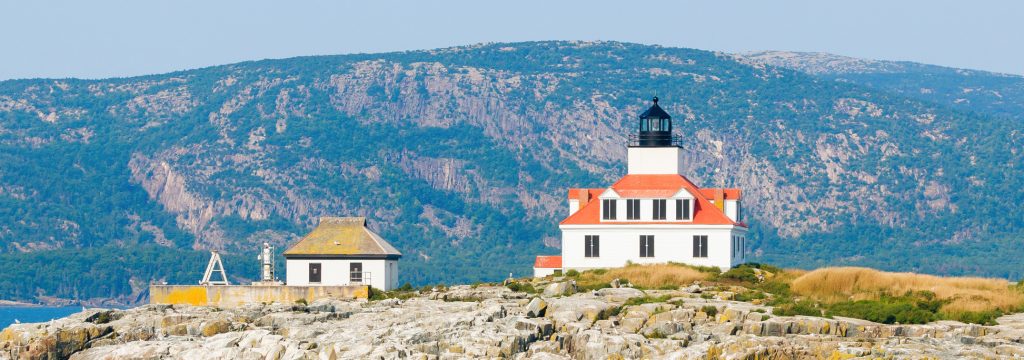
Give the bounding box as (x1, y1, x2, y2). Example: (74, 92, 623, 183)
(534, 255, 562, 268)
(559, 174, 744, 227)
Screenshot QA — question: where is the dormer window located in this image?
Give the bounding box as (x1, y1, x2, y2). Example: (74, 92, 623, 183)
(652, 199, 667, 220)
(675, 199, 691, 221)
(626, 199, 641, 220)
(601, 199, 617, 220)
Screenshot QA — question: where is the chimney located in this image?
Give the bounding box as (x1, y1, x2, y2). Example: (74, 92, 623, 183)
(577, 189, 592, 208)
(714, 189, 725, 211)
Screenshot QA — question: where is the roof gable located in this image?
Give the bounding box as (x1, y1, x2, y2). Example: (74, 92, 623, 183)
(283, 217, 402, 258)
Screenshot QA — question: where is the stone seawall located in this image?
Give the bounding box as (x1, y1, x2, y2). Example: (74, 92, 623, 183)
(149, 285, 369, 306)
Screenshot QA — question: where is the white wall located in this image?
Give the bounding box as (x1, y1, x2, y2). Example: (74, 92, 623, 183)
(285, 258, 398, 290)
(534, 267, 559, 278)
(560, 226, 747, 271)
(724, 200, 739, 222)
(627, 147, 684, 175)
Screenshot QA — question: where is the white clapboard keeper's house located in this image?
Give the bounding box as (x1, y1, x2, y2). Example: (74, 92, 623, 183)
(535, 97, 748, 275)
(284, 217, 402, 290)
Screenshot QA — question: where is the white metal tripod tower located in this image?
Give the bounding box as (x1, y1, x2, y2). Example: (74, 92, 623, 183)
(200, 251, 230, 285)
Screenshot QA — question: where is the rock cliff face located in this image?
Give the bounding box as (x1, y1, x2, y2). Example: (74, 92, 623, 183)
(4, 285, 1024, 359)
(1, 41, 1024, 302)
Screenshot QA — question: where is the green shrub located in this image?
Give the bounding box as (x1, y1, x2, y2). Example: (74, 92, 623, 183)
(294, 298, 308, 306)
(774, 300, 821, 317)
(565, 270, 580, 278)
(577, 282, 613, 292)
(944, 310, 1002, 325)
(505, 282, 537, 294)
(624, 295, 672, 306)
(398, 283, 413, 291)
(719, 263, 785, 283)
(645, 329, 667, 339)
(701, 305, 718, 317)
(734, 290, 767, 302)
(827, 299, 934, 324)
(719, 267, 759, 283)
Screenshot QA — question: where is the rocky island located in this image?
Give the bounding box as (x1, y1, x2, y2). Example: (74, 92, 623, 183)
(4, 264, 1024, 359)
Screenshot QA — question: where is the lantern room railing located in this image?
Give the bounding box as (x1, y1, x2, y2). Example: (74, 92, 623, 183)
(628, 133, 683, 147)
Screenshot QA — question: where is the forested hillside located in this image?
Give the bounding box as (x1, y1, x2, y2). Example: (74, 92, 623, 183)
(1, 41, 1022, 304)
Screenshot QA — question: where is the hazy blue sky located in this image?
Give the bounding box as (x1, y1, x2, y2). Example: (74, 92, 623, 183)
(1, 0, 1021, 80)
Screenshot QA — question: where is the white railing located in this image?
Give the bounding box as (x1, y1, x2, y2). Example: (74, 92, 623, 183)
(349, 272, 371, 285)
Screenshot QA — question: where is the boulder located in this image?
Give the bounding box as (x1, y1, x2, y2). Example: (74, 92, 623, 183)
(525, 297, 548, 318)
(543, 282, 576, 297)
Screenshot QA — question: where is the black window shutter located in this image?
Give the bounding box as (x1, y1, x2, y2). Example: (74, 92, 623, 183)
(693, 236, 699, 257)
(593, 236, 600, 257)
(584, 236, 591, 257)
(649, 236, 655, 257)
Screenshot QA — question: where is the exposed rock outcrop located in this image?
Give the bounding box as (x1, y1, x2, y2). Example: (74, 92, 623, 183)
(4, 285, 1024, 359)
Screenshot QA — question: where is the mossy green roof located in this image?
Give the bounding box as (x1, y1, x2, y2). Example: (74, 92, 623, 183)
(283, 217, 401, 258)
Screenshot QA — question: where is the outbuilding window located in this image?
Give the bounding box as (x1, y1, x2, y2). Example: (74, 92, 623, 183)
(309, 263, 322, 283)
(350, 262, 363, 283)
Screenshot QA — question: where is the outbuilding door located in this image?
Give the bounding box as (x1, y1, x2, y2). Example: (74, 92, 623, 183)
(309, 263, 321, 283)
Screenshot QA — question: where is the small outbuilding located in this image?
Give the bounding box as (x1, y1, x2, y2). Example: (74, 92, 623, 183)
(533, 255, 562, 278)
(284, 217, 402, 290)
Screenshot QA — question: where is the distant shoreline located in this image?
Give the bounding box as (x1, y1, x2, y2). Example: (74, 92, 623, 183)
(0, 300, 41, 307)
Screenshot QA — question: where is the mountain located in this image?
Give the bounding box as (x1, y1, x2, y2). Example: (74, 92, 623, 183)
(737, 51, 1024, 121)
(1, 41, 1022, 304)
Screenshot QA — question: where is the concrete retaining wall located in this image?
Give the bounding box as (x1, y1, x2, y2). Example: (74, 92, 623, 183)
(149, 285, 369, 307)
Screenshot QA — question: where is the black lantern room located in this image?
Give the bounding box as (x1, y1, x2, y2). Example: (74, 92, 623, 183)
(632, 96, 675, 147)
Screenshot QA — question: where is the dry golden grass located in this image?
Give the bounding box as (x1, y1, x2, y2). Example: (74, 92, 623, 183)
(578, 263, 710, 289)
(791, 267, 1024, 314)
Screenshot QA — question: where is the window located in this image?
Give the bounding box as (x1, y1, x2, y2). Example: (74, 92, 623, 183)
(732, 236, 738, 258)
(626, 199, 641, 220)
(736, 202, 742, 222)
(652, 199, 667, 220)
(693, 235, 708, 258)
(308, 263, 322, 283)
(639, 235, 655, 257)
(602, 199, 617, 220)
(585, 235, 600, 258)
(676, 199, 691, 220)
(350, 262, 363, 283)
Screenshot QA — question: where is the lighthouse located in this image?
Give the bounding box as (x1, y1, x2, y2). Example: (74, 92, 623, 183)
(534, 97, 748, 276)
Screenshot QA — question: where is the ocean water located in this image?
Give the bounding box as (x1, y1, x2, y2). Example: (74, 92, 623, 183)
(0, 306, 82, 329)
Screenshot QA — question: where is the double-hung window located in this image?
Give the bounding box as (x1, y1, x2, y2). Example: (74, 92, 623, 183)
(693, 235, 708, 258)
(584, 235, 600, 258)
(601, 199, 617, 220)
(652, 199, 667, 220)
(676, 199, 691, 220)
(639, 235, 655, 257)
(626, 199, 641, 220)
